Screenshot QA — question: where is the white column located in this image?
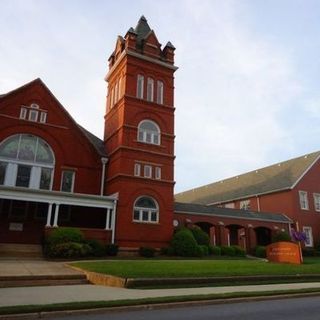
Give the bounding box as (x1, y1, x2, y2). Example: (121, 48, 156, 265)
(53, 203, 60, 227)
(111, 200, 117, 244)
(46, 203, 53, 227)
(105, 208, 111, 230)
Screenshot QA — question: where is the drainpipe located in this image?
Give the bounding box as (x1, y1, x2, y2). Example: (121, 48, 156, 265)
(100, 157, 108, 196)
(256, 195, 261, 212)
(111, 199, 118, 244)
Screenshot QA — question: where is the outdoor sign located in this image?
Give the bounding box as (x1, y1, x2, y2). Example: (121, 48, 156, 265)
(9, 223, 23, 231)
(266, 241, 302, 264)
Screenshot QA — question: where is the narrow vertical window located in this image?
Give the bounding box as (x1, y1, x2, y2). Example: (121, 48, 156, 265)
(20, 107, 27, 119)
(16, 165, 32, 187)
(144, 165, 152, 178)
(0, 162, 7, 185)
(61, 170, 75, 192)
(40, 168, 52, 190)
(314, 193, 320, 212)
(118, 77, 123, 98)
(114, 81, 119, 103)
(155, 167, 161, 180)
(157, 80, 164, 104)
(40, 112, 47, 123)
(303, 226, 313, 247)
(137, 74, 144, 99)
(134, 163, 141, 176)
(28, 109, 38, 122)
(147, 77, 154, 102)
(110, 86, 114, 108)
(299, 191, 309, 210)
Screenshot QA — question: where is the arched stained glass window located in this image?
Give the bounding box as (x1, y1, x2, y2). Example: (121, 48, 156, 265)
(0, 134, 55, 190)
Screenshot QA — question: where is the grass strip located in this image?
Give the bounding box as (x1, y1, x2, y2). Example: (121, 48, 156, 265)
(1, 288, 320, 316)
(71, 258, 320, 279)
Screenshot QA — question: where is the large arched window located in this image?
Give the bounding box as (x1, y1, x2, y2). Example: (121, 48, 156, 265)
(137, 120, 160, 145)
(133, 196, 159, 223)
(0, 134, 55, 190)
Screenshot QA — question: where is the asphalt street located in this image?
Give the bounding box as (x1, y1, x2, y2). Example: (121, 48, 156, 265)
(49, 296, 320, 320)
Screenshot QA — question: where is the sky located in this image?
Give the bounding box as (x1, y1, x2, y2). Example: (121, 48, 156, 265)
(1, 0, 320, 193)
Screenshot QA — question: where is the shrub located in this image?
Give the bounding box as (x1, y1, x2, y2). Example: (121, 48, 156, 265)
(106, 244, 119, 256)
(272, 231, 291, 243)
(221, 246, 236, 256)
(232, 245, 246, 257)
(171, 228, 199, 257)
(208, 245, 221, 256)
(139, 247, 156, 258)
(198, 245, 209, 256)
(302, 248, 317, 257)
(46, 227, 84, 246)
(190, 227, 210, 246)
(254, 246, 266, 258)
(47, 242, 92, 258)
(86, 239, 106, 257)
(166, 246, 176, 256)
(160, 247, 168, 255)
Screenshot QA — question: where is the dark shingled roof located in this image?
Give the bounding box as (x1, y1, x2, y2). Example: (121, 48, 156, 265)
(134, 15, 152, 45)
(174, 202, 292, 223)
(175, 151, 320, 205)
(78, 125, 107, 157)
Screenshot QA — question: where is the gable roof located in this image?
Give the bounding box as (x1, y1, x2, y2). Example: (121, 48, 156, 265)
(78, 125, 107, 157)
(175, 202, 292, 224)
(1, 78, 107, 158)
(175, 151, 320, 205)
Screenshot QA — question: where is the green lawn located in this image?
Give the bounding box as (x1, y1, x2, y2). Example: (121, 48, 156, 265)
(71, 257, 320, 279)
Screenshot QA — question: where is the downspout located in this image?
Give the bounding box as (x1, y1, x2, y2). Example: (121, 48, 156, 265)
(111, 199, 118, 244)
(256, 195, 260, 212)
(100, 157, 108, 196)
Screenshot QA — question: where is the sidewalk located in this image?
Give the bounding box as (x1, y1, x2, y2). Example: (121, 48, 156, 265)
(0, 258, 82, 277)
(1, 282, 320, 307)
(1, 259, 320, 309)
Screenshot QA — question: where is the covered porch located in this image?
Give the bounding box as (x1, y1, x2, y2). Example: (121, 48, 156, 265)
(0, 186, 117, 246)
(174, 202, 292, 252)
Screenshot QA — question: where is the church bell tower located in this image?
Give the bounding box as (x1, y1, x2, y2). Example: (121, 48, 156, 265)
(104, 16, 177, 249)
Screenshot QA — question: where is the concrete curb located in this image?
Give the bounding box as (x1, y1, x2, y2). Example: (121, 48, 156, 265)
(2, 291, 320, 319)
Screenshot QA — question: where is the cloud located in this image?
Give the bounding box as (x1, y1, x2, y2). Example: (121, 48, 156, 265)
(174, 0, 302, 192)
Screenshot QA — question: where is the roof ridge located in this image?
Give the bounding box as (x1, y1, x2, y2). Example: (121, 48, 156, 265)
(175, 150, 320, 205)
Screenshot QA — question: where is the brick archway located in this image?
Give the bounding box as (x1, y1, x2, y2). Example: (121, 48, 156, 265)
(255, 226, 272, 246)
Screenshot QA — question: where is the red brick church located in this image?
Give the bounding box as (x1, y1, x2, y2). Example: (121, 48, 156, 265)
(0, 16, 299, 253)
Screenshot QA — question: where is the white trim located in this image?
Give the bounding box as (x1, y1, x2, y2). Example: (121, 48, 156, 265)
(299, 190, 309, 210)
(134, 163, 141, 176)
(313, 193, 320, 212)
(0, 185, 117, 209)
(147, 77, 154, 102)
(111, 200, 117, 244)
(144, 165, 152, 178)
(302, 226, 313, 247)
(155, 166, 161, 180)
(60, 170, 75, 192)
(291, 154, 320, 189)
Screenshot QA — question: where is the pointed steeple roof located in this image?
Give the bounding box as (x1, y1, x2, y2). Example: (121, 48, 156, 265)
(134, 15, 152, 44)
